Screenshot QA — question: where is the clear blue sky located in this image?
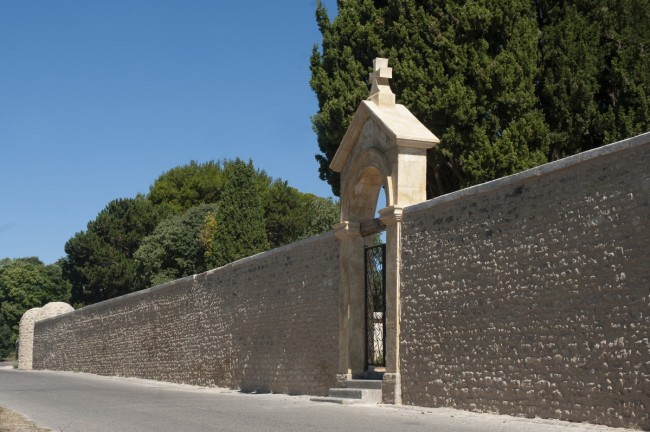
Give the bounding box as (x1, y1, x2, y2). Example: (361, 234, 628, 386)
(0, 0, 339, 264)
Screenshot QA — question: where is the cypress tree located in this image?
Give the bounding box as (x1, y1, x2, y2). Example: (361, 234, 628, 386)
(207, 159, 269, 268)
(310, 0, 384, 196)
(311, 0, 650, 198)
(539, 0, 650, 158)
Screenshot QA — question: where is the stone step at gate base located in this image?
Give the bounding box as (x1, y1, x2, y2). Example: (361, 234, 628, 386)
(311, 379, 382, 405)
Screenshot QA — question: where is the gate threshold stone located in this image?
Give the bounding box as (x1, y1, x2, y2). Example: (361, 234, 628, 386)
(311, 380, 382, 404)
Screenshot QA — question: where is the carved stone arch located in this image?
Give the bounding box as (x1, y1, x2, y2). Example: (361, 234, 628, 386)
(340, 148, 392, 224)
(330, 58, 439, 404)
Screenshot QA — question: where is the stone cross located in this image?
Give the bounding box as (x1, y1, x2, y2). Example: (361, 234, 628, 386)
(368, 57, 395, 108)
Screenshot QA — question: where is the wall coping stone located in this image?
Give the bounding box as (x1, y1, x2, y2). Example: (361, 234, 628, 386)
(405, 131, 650, 215)
(201, 231, 335, 278)
(36, 231, 336, 325)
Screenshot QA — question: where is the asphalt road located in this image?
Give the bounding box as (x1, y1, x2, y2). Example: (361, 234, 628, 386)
(0, 368, 627, 432)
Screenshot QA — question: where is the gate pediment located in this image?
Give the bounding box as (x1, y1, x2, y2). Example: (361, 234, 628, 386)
(331, 100, 438, 173)
(330, 58, 439, 224)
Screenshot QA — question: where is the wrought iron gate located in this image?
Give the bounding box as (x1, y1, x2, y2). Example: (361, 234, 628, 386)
(365, 243, 386, 368)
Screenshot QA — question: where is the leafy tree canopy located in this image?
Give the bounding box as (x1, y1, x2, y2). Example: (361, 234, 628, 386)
(147, 159, 274, 214)
(61, 159, 339, 307)
(263, 180, 340, 248)
(301, 195, 340, 238)
(311, 0, 650, 197)
(147, 160, 226, 214)
(135, 204, 219, 287)
(0, 258, 70, 358)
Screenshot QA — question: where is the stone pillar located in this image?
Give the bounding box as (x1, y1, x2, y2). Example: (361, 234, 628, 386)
(18, 308, 42, 370)
(379, 206, 403, 404)
(18, 302, 74, 370)
(334, 221, 366, 383)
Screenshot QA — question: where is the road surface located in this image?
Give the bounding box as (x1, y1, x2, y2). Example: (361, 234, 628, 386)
(0, 368, 628, 432)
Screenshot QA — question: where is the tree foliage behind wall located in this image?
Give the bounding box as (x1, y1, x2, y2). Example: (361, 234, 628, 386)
(61, 159, 339, 307)
(0, 258, 70, 358)
(310, 0, 650, 198)
(207, 159, 270, 268)
(539, 0, 650, 158)
(62, 196, 166, 306)
(147, 161, 227, 214)
(262, 180, 340, 248)
(134, 204, 219, 287)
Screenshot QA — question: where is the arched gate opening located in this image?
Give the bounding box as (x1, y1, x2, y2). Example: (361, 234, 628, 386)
(330, 58, 439, 403)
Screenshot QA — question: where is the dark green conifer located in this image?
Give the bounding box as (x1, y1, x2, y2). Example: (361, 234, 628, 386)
(311, 0, 650, 197)
(207, 159, 269, 268)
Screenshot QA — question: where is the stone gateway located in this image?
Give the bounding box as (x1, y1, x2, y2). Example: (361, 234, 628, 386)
(21, 59, 650, 430)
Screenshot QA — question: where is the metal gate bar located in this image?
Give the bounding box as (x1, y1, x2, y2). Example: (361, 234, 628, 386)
(365, 243, 386, 368)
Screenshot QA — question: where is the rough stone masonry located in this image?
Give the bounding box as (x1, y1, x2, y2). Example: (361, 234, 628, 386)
(27, 124, 649, 429)
(399, 133, 650, 430)
(33, 233, 340, 396)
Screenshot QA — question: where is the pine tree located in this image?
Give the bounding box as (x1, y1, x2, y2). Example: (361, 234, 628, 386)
(207, 159, 269, 268)
(63, 196, 164, 305)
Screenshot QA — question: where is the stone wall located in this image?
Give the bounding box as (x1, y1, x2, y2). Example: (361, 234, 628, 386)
(399, 133, 650, 429)
(33, 233, 340, 396)
(18, 302, 74, 370)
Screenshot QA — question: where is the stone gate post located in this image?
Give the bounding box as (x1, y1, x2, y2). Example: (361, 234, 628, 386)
(378, 206, 403, 403)
(334, 221, 365, 383)
(330, 58, 439, 404)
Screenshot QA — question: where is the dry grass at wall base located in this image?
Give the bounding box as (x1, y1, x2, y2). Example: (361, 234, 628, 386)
(0, 407, 50, 432)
